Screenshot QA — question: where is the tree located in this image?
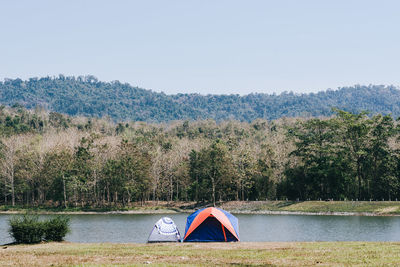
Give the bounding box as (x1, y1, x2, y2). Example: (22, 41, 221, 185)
(190, 140, 233, 206)
(367, 115, 398, 200)
(71, 135, 96, 207)
(42, 149, 74, 208)
(231, 141, 257, 201)
(334, 110, 372, 199)
(0, 135, 27, 206)
(103, 140, 151, 205)
(251, 144, 276, 200)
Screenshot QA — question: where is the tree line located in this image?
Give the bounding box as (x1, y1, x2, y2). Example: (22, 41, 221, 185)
(2, 76, 400, 122)
(0, 105, 399, 208)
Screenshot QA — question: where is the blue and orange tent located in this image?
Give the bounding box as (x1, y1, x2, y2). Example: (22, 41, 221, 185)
(183, 207, 239, 242)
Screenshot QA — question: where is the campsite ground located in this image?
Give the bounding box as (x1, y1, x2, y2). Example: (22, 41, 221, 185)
(1, 200, 400, 216)
(0, 242, 399, 266)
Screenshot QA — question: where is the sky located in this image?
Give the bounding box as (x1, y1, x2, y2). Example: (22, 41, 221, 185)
(1, 0, 400, 95)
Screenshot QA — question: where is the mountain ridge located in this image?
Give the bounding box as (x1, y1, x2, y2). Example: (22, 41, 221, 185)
(1, 75, 399, 122)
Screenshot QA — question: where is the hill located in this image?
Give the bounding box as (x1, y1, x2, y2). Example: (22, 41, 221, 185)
(1, 75, 399, 122)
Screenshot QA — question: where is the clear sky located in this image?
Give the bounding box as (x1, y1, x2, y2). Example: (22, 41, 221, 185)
(1, 0, 399, 95)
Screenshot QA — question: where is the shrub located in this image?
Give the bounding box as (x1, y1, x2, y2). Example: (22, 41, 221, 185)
(9, 214, 70, 244)
(43, 215, 70, 241)
(9, 214, 45, 244)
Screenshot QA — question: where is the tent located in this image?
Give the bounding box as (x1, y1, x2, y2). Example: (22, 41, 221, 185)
(147, 217, 181, 243)
(183, 207, 239, 242)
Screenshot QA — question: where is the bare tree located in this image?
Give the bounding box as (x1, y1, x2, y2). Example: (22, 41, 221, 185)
(0, 135, 27, 206)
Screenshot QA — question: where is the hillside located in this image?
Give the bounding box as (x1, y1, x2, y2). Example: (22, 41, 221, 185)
(1, 76, 399, 122)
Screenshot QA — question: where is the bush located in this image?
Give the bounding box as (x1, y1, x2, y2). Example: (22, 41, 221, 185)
(9, 214, 45, 244)
(9, 214, 70, 244)
(43, 215, 70, 241)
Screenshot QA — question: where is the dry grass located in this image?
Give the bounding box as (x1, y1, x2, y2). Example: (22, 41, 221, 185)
(0, 242, 399, 266)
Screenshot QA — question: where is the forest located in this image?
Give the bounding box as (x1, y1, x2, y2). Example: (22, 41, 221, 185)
(1, 76, 400, 122)
(0, 105, 399, 208)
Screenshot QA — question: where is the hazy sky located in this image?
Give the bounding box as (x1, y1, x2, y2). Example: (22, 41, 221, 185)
(1, 0, 399, 95)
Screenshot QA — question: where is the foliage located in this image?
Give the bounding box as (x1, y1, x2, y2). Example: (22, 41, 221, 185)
(8, 214, 70, 244)
(43, 215, 70, 242)
(1, 104, 400, 207)
(188, 140, 234, 205)
(8, 214, 45, 244)
(283, 111, 400, 200)
(1, 76, 400, 122)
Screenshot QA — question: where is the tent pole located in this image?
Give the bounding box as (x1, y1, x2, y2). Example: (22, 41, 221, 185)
(221, 223, 227, 242)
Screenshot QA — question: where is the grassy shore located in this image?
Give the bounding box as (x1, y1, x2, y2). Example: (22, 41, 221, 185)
(220, 200, 400, 215)
(1, 200, 400, 215)
(0, 242, 399, 266)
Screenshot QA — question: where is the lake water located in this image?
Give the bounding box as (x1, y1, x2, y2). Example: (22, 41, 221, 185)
(1, 213, 400, 244)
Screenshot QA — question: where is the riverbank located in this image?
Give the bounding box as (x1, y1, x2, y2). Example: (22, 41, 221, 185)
(1, 200, 400, 216)
(0, 242, 399, 266)
(220, 200, 400, 216)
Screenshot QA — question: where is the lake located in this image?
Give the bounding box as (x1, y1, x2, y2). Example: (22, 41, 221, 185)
(1, 213, 400, 244)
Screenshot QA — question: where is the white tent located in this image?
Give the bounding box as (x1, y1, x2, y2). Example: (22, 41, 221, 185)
(147, 217, 181, 243)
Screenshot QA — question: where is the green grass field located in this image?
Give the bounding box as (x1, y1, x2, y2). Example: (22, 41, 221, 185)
(0, 242, 399, 266)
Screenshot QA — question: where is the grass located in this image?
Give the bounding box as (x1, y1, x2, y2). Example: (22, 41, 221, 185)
(220, 201, 400, 215)
(2, 201, 400, 215)
(278, 201, 400, 214)
(0, 242, 399, 266)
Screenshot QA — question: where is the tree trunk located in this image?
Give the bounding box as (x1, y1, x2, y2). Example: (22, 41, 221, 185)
(127, 190, 131, 205)
(169, 176, 173, 202)
(4, 183, 6, 204)
(236, 181, 240, 201)
(93, 170, 99, 206)
(11, 172, 15, 206)
(74, 188, 77, 207)
(211, 176, 216, 207)
(31, 187, 35, 206)
(102, 188, 104, 205)
(63, 174, 67, 208)
(357, 160, 362, 199)
(107, 183, 110, 204)
(176, 182, 179, 201)
(195, 175, 199, 203)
